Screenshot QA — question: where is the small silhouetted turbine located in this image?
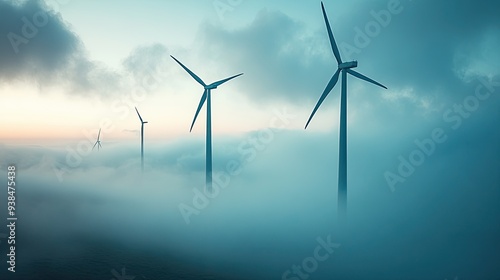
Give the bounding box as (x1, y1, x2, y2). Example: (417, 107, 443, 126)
(171, 55, 243, 192)
(135, 107, 148, 172)
(92, 128, 102, 151)
(305, 2, 387, 215)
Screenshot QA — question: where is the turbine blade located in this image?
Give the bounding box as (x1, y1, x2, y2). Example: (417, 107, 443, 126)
(190, 89, 207, 132)
(305, 68, 341, 129)
(208, 73, 243, 88)
(135, 107, 143, 122)
(92, 141, 98, 150)
(321, 2, 342, 64)
(346, 69, 387, 89)
(97, 128, 101, 140)
(170, 55, 206, 86)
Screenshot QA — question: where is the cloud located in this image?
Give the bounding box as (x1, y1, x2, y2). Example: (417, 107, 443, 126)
(0, 0, 124, 96)
(192, 9, 332, 105)
(0, 0, 78, 79)
(0, 1, 176, 99)
(346, 0, 500, 97)
(122, 43, 173, 85)
(186, 0, 500, 117)
(453, 30, 500, 81)
(3, 0, 497, 111)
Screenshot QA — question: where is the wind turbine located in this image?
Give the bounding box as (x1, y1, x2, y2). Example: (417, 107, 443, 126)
(135, 107, 148, 172)
(92, 128, 102, 151)
(305, 2, 387, 215)
(171, 55, 243, 192)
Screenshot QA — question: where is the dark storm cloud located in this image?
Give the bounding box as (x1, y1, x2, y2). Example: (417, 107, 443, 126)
(0, 0, 175, 98)
(0, 0, 77, 80)
(0, 0, 121, 95)
(349, 0, 500, 93)
(194, 9, 333, 104)
(194, 0, 500, 109)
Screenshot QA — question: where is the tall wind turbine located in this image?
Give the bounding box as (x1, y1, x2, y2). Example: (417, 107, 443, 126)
(171, 55, 243, 192)
(305, 2, 387, 215)
(135, 107, 148, 172)
(92, 128, 102, 151)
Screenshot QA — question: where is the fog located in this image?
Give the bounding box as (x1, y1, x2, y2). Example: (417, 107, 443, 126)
(1, 104, 498, 279)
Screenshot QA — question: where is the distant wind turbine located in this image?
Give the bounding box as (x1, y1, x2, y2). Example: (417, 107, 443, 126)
(135, 107, 148, 172)
(171, 55, 243, 192)
(305, 2, 387, 215)
(92, 128, 102, 151)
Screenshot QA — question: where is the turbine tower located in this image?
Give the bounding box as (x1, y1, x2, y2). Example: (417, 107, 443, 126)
(135, 107, 148, 172)
(171, 55, 243, 192)
(305, 2, 387, 215)
(92, 128, 102, 151)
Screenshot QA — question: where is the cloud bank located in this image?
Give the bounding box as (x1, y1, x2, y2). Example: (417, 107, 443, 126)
(1, 108, 499, 278)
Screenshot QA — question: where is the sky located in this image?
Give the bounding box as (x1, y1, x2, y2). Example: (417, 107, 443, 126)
(0, 0, 499, 279)
(0, 0, 496, 144)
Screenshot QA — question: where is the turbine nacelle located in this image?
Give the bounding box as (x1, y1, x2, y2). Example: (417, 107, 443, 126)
(338, 61, 358, 69)
(205, 84, 218, 90)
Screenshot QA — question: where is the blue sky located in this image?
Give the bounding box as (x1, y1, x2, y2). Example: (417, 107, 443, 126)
(0, 0, 499, 279)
